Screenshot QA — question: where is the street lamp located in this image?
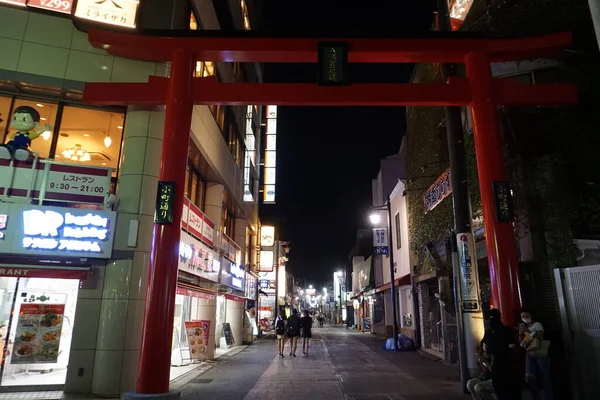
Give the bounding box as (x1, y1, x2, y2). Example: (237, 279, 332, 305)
(371, 201, 400, 351)
(369, 213, 381, 225)
(309, 284, 313, 289)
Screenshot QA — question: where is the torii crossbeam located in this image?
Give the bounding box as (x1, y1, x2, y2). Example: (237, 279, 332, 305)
(82, 29, 577, 395)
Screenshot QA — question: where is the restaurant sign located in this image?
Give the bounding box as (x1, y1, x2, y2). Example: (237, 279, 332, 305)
(181, 197, 215, 247)
(74, 0, 139, 28)
(0, 203, 116, 259)
(424, 168, 452, 212)
(178, 231, 219, 283)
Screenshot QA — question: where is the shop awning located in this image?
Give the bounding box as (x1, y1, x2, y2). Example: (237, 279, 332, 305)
(374, 274, 412, 293)
(223, 293, 246, 303)
(176, 284, 217, 300)
(0, 264, 89, 279)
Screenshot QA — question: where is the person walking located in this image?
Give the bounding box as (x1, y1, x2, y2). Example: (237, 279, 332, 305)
(275, 309, 287, 358)
(482, 308, 521, 400)
(519, 309, 553, 400)
(300, 310, 313, 357)
(286, 308, 301, 357)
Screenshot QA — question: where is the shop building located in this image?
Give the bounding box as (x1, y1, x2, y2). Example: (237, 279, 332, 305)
(0, 0, 263, 395)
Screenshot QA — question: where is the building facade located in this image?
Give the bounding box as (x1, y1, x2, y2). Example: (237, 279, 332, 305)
(0, 0, 263, 395)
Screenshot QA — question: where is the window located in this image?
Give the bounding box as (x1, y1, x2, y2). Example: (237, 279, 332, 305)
(240, 0, 251, 30)
(221, 206, 234, 237)
(2, 99, 58, 159)
(395, 212, 401, 249)
(399, 287, 413, 328)
(55, 106, 124, 175)
(184, 164, 205, 209)
(194, 61, 215, 78)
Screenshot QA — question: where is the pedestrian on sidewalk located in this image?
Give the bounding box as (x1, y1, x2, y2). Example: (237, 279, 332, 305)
(482, 308, 521, 400)
(519, 309, 553, 400)
(275, 309, 287, 358)
(300, 310, 313, 357)
(466, 339, 495, 400)
(287, 308, 301, 357)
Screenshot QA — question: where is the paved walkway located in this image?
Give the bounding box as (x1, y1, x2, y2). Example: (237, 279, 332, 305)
(178, 326, 470, 400)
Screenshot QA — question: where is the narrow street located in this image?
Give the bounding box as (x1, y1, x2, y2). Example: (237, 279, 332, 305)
(175, 326, 467, 400)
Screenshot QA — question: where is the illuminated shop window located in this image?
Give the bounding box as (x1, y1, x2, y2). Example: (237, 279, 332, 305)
(241, 0, 251, 30)
(190, 11, 198, 30)
(194, 61, 215, 78)
(2, 99, 57, 159)
(56, 106, 124, 175)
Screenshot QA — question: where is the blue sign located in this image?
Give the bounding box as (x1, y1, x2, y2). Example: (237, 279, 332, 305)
(373, 246, 389, 255)
(259, 279, 269, 289)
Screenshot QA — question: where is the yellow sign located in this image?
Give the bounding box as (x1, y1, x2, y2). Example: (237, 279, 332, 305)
(74, 0, 139, 28)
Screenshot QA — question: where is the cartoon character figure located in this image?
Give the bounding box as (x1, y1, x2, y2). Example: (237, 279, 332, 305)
(0, 106, 52, 161)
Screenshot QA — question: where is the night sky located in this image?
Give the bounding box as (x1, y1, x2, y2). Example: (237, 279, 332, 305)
(259, 2, 435, 284)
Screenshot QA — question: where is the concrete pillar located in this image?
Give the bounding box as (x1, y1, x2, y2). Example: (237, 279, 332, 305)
(197, 298, 217, 360)
(225, 299, 244, 346)
(234, 217, 247, 263)
(204, 183, 224, 244)
(81, 107, 164, 396)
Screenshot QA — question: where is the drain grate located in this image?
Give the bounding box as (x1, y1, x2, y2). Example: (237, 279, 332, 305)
(190, 378, 214, 384)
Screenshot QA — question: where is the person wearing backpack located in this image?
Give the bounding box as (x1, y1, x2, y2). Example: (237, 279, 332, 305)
(275, 309, 287, 358)
(286, 308, 301, 357)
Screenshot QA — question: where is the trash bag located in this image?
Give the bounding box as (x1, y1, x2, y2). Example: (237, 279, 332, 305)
(382, 334, 415, 351)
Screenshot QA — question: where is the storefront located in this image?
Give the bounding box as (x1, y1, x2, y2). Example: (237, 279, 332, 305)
(171, 199, 218, 379)
(257, 271, 276, 332)
(218, 258, 246, 348)
(0, 199, 116, 391)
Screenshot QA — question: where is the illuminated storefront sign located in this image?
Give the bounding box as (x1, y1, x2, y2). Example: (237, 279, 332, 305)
(244, 105, 256, 202)
(230, 263, 245, 290)
(220, 259, 246, 291)
(259, 250, 274, 272)
(181, 197, 214, 247)
(178, 231, 218, 282)
(74, 0, 139, 28)
(424, 168, 452, 212)
(27, 0, 72, 14)
(260, 225, 275, 247)
(0, 203, 115, 258)
(263, 105, 277, 203)
(448, 0, 474, 29)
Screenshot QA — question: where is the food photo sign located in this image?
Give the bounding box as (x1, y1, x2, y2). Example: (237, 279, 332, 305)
(11, 304, 64, 364)
(184, 320, 210, 361)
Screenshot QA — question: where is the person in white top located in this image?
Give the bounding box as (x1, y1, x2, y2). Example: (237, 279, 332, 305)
(519, 309, 553, 400)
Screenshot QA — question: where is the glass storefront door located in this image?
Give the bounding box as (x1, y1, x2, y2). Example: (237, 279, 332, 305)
(0, 277, 79, 389)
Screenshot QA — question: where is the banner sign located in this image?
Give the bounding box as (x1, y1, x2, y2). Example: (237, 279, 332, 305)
(318, 42, 349, 86)
(0, 203, 116, 259)
(424, 168, 452, 212)
(181, 198, 214, 247)
(373, 228, 389, 255)
(493, 181, 514, 223)
(456, 233, 481, 312)
(178, 231, 219, 283)
(12, 304, 65, 364)
(184, 320, 210, 361)
(155, 181, 175, 224)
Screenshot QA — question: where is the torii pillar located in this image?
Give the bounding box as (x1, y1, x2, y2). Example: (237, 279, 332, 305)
(82, 30, 577, 394)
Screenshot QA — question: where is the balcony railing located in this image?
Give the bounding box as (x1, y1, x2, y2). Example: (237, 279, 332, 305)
(221, 232, 242, 265)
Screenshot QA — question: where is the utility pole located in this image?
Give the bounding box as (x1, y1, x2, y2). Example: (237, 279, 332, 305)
(386, 197, 400, 351)
(436, 0, 484, 390)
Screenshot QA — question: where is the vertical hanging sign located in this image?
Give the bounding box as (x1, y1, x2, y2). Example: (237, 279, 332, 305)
(263, 106, 277, 204)
(318, 42, 349, 86)
(456, 232, 480, 312)
(155, 181, 176, 224)
(372, 228, 389, 255)
(493, 181, 514, 223)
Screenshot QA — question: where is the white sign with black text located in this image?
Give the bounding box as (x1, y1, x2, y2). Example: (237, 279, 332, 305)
(456, 232, 481, 312)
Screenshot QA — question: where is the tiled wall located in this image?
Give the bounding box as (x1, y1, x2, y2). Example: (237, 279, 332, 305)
(0, 6, 167, 86)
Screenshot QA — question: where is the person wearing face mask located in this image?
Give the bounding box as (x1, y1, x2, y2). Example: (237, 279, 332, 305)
(519, 309, 553, 400)
(481, 308, 521, 400)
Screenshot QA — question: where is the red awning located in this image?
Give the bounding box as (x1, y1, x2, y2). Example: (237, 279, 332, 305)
(375, 274, 412, 293)
(176, 285, 216, 300)
(224, 293, 246, 303)
(0, 265, 89, 280)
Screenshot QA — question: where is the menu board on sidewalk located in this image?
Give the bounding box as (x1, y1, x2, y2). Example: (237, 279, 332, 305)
(222, 322, 235, 346)
(11, 304, 64, 364)
(184, 320, 210, 361)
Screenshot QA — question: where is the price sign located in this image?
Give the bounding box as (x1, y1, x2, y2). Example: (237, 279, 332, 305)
(27, 0, 72, 14)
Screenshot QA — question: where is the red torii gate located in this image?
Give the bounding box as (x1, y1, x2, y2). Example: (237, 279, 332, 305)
(83, 30, 577, 394)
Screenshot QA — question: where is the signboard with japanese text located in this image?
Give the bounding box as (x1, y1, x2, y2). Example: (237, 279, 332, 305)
(220, 258, 246, 291)
(0, 203, 116, 259)
(184, 320, 210, 361)
(27, 0, 72, 14)
(318, 42, 349, 86)
(372, 228, 389, 255)
(74, 0, 139, 28)
(178, 231, 219, 283)
(424, 168, 452, 212)
(259, 250, 274, 272)
(43, 162, 112, 204)
(260, 226, 275, 247)
(493, 181, 514, 223)
(155, 181, 175, 224)
(11, 304, 65, 364)
(456, 233, 480, 312)
(180, 197, 214, 247)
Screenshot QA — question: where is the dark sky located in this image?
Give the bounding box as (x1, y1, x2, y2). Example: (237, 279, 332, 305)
(259, 2, 435, 284)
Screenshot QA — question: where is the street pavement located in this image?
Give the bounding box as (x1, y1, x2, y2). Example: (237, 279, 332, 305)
(177, 325, 469, 400)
